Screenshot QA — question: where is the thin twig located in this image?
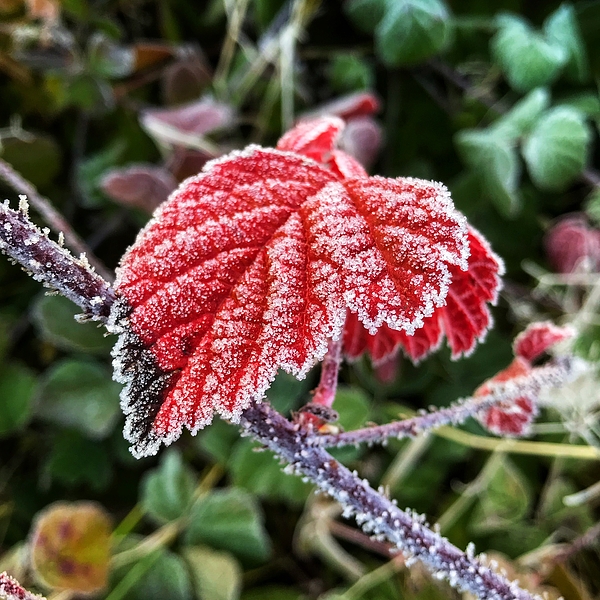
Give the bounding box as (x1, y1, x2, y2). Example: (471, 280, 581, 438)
(0, 200, 115, 321)
(310, 359, 574, 448)
(0, 158, 113, 281)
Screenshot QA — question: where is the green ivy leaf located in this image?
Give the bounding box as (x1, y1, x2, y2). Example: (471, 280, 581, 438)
(0, 363, 37, 436)
(375, 0, 452, 66)
(344, 0, 387, 34)
(183, 546, 242, 600)
(491, 88, 551, 141)
(36, 359, 121, 439)
(522, 106, 591, 190)
(543, 3, 589, 82)
(455, 129, 521, 217)
(183, 488, 271, 563)
(491, 15, 567, 92)
(140, 448, 197, 524)
(32, 294, 114, 355)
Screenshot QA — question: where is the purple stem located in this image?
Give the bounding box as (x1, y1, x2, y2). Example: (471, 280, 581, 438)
(311, 358, 574, 448)
(312, 334, 344, 407)
(0, 201, 115, 321)
(0, 158, 114, 282)
(241, 402, 541, 600)
(0, 571, 44, 600)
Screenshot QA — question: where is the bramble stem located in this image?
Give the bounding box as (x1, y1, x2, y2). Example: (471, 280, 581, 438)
(0, 158, 113, 281)
(312, 334, 344, 408)
(0, 571, 45, 600)
(241, 402, 542, 600)
(0, 201, 115, 321)
(310, 358, 574, 448)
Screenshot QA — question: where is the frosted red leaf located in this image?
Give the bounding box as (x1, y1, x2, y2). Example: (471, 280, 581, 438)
(111, 144, 468, 457)
(342, 227, 503, 365)
(513, 321, 574, 362)
(304, 91, 381, 120)
(477, 357, 537, 436)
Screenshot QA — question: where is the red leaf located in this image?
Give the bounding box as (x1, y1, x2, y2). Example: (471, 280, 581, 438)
(342, 227, 503, 364)
(112, 147, 468, 456)
(304, 91, 381, 120)
(476, 357, 537, 436)
(101, 165, 177, 213)
(513, 321, 574, 362)
(276, 116, 345, 164)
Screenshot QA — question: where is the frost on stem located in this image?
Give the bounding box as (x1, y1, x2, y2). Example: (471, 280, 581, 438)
(0, 201, 115, 322)
(311, 357, 574, 448)
(241, 403, 542, 600)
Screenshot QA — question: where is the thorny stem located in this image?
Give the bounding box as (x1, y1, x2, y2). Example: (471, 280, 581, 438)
(312, 335, 344, 408)
(0, 158, 113, 281)
(0, 206, 559, 600)
(311, 359, 574, 448)
(0, 201, 115, 321)
(241, 402, 542, 600)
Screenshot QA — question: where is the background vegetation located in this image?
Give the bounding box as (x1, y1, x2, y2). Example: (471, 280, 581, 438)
(1, 0, 600, 598)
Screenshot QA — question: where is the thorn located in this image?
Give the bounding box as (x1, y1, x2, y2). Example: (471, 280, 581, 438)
(18, 195, 29, 217)
(58, 231, 64, 247)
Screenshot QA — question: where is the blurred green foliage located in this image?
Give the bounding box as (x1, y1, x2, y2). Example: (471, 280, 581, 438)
(0, 0, 600, 598)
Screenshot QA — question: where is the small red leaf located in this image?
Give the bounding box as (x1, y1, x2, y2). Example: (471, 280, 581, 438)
(513, 321, 574, 362)
(342, 227, 503, 364)
(112, 146, 468, 456)
(476, 357, 537, 436)
(101, 165, 177, 213)
(276, 116, 345, 164)
(339, 116, 382, 168)
(305, 91, 380, 120)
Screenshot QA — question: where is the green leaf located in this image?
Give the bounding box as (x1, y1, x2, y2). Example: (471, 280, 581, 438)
(491, 15, 567, 92)
(543, 3, 588, 82)
(184, 487, 271, 563)
(491, 88, 551, 140)
(522, 106, 591, 190)
(77, 139, 127, 208)
(36, 359, 121, 439)
(140, 449, 196, 524)
(0, 133, 62, 189)
(229, 438, 312, 505)
(455, 129, 521, 216)
(333, 386, 370, 430)
(584, 187, 600, 226)
(470, 456, 531, 533)
(44, 430, 112, 491)
(344, 0, 387, 34)
(123, 550, 193, 600)
(266, 370, 313, 414)
(196, 418, 240, 464)
(32, 294, 114, 354)
(376, 0, 452, 66)
(0, 363, 37, 436)
(183, 546, 241, 600)
(328, 55, 374, 92)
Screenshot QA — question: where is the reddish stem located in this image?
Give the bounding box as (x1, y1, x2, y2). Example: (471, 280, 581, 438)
(312, 335, 344, 408)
